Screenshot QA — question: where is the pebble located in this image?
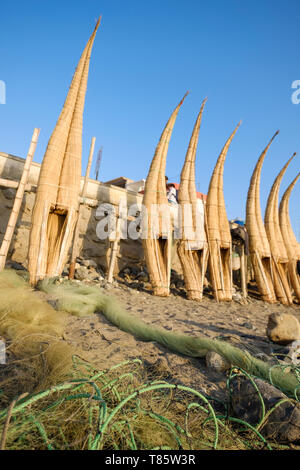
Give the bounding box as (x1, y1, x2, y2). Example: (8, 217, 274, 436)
(205, 351, 231, 373)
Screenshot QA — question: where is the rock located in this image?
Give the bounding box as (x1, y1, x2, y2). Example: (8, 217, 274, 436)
(130, 266, 140, 276)
(136, 271, 149, 282)
(96, 266, 105, 277)
(122, 267, 131, 275)
(143, 282, 152, 290)
(175, 279, 185, 288)
(205, 351, 231, 373)
(255, 352, 272, 362)
(81, 259, 97, 269)
(88, 269, 102, 281)
(230, 376, 300, 443)
(287, 340, 300, 365)
(267, 313, 300, 345)
(170, 270, 182, 281)
(242, 322, 254, 330)
(62, 266, 69, 276)
(74, 266, 89, 281)
(232, 292, 242, 302)
(6, 261, 26, 271)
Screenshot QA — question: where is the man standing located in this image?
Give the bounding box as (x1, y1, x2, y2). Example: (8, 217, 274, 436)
(165, 177, 178, 204)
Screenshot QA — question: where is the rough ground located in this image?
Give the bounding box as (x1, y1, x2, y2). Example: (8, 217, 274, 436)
(56, 276, 300, 402)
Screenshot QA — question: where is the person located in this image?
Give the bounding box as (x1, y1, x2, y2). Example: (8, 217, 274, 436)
(166, 182, 178, 205)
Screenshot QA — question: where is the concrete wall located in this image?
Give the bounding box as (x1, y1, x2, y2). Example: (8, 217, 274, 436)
(0, 151, 184, 273)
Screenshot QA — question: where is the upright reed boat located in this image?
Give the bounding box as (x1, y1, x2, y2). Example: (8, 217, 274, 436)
(264, 154, 296, 305)
(206, 123, 241, 302)
(177, 98, 208, 301)
(142, 93, 188, 296)
(28, 19, 100, 285)
(279, 173, 300, 302)
(245, 132, 278, 303)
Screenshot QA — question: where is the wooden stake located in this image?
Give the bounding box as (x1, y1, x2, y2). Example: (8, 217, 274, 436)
(0, 178, 34, 191)
(69, 137, 96, 279)
(107, 214, 122, 283)
(240, 245, 247, 299)
(0, 128, 40, 271)
(217, 240, 225, 292)
(36, 201, 49, 282)
(204, 205, 219, 302)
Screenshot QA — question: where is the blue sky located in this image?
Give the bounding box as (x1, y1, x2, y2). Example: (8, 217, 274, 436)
(0, 0, 299, 238)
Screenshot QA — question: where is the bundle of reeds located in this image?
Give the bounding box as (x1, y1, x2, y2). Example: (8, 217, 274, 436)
(205, 123, 241, 301)
(142, 93, 188, 296)
(245, 133, 278, 303)
(177, 99, 208, 301)
(264, 154, 296, 305)
(279, 173, 300, 302)
(28, 19, 100, 285)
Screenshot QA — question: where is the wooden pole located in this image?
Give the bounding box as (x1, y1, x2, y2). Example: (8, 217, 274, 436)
(0, 128, 40, 271)
(0, 176, 99, 207)
(69, 137, 96, 279)
(204, 203, 219, 302)
(240, 245, 247, 299)
(36, 202, 49, 282)
(107, 215, 122, 283)
(0, 178, 34, 192)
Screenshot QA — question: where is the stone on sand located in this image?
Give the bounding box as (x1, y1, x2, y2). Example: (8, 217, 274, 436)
(267, 313, 300, 345)
(205, 351, 231, 372)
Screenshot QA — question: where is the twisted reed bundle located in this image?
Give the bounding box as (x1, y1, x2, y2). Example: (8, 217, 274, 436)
(28, 19, 101, 285)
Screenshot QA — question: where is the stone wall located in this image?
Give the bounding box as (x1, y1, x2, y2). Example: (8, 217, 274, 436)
(0, 151, 184, 273)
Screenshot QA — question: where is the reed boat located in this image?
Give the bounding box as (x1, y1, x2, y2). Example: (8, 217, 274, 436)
(206, 123, 241, 301)
(142, 93, 188, 296)
(264, 154, 296, 305)
(279, 173, 300, 302)
(28, 19, 100, 285)
(245, 132, 278, 303)
(177, 98, 208, 301)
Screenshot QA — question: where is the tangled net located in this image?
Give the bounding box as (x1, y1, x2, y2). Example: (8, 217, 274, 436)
(0, 270, 299, 450)
(2, 357, 299, 450)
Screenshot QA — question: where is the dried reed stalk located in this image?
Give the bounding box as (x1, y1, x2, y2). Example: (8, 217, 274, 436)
(264, 154, 296, 305)
(206, 123, 241, 301)
(0, 128, 40, 271)
(142, 93, 188, 296)
(245, 132, 278, 303)
(28, 19, 100, 285)
(279, 173, 300, 302)
(177, 98, 208, 301)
